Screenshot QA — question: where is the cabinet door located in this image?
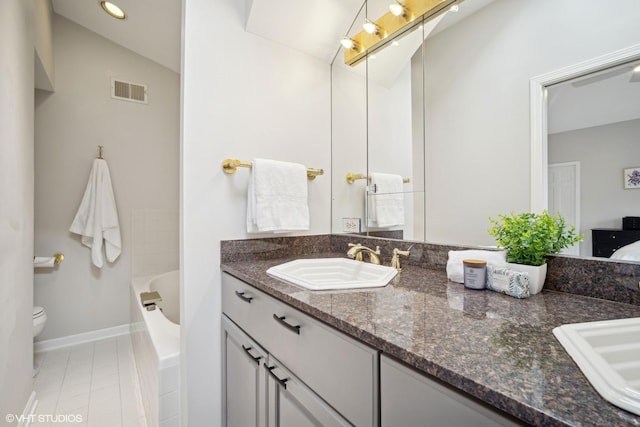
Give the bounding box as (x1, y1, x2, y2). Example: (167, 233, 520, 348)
(266, 356, 352, 427)
(222, 315, 267, 427)
(381, 355, 522, 427)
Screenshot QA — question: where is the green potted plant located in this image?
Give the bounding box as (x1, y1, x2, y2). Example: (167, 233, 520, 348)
(488, 211, 582, 294)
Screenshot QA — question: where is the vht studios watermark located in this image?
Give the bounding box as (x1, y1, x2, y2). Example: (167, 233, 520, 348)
(5, 413, 84, 424)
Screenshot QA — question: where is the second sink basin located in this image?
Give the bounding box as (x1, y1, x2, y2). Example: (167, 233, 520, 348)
(553, 316, 640, 416)
(266, 258, 398, 291)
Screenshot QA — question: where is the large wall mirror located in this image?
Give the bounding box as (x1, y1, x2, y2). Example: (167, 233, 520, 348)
(331, 0, 640, 263)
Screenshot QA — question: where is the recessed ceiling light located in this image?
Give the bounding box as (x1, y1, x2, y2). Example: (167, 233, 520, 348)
(101, 1, 126, 20)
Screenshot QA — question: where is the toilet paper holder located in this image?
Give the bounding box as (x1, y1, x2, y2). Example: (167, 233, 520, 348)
(33, 253, 64, 267)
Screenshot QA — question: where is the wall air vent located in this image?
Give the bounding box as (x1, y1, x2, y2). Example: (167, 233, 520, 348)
(110, 78, 148, 104)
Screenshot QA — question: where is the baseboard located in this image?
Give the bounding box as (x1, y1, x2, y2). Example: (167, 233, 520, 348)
(34, 323, 131, 353)
(18, 391, 37, 427)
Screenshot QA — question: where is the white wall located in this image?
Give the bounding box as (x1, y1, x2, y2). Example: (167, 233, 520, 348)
(0, 0, 36, 422)
(34, 15, 179, 341)
(331, 64, 367, 233)
(181, 0, 331, 423)
(423, 0, 640, 247)
(549, 119, 640, 256)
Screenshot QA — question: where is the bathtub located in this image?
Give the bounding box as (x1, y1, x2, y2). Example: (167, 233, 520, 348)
(131, 270, 180, 427)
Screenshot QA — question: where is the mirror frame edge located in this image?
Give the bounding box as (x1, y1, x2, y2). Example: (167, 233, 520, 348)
(530, 43, 640, 213)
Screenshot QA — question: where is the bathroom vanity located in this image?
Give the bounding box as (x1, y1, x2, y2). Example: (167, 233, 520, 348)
(220, 236, 640, 426)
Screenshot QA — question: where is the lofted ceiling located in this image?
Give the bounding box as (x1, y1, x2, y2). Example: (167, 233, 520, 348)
(52, 0, 181, 73)
(50, 0, 638, 134)
(246, 0, 364, 64)
(547, 60, 640, 135)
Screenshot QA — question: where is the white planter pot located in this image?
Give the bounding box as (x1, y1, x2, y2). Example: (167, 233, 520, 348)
(506, 262, 547, 295)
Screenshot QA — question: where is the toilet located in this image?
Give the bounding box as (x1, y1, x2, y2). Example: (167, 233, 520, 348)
(33, 306, 47, 337)
(33, 306, 47, 377)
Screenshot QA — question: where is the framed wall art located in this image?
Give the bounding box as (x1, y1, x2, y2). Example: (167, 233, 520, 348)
(624, 167, 640, 189)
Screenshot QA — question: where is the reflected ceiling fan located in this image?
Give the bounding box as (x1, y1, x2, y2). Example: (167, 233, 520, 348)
(571, 64, 640, 87)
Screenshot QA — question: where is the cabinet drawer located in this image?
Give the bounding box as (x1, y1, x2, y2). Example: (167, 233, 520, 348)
(222, 273, 378, 427)
(221, 273, 271, 342)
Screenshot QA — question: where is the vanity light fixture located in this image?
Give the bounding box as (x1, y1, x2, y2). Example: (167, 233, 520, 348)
(363, 18, 381, 35)
(100, 1, 126, 20)
(342, 0, 458, 66)
(340, 37, 358, 50)
(389, 1, 408, 18)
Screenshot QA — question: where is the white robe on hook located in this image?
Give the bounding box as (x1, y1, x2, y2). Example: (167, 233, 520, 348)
(70, 158, 122, 268)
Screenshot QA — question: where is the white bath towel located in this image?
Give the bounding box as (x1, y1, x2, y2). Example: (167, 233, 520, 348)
(247, 158, 310, 233)
(70, 159, 122, 268)
(368, 173, 404, 228)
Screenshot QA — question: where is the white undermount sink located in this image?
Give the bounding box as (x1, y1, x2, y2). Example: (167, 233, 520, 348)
(266, 258, 398, 291)
(553, 317, 640, 416)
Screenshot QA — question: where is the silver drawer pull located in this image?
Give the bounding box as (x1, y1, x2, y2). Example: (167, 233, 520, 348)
(235, 290, 253, 303)
(273, 314, 301, 335)
(265, 364, 288, 389)
(241, 345, 262, 364)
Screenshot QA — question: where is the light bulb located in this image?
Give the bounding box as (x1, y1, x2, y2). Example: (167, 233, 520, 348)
(389, 1, 405, 17)
(363, 19, 378, 34)
(340, 37, 355, 49)
(449, 4, 459, 12)
(634, 64, 640, 73)
(100, 1, 126, 19)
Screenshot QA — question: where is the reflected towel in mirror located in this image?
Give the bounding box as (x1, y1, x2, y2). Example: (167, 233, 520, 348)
(368, 173, 404, 228)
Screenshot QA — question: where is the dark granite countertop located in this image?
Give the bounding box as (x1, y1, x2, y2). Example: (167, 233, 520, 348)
(221, 253, 640, 426)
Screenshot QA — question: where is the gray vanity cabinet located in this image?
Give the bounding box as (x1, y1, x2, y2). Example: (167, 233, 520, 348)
(221, 273, 378, 427)
(222, 315, 349, 427)
(222, 316, 267, 427)
(380, 355, 521, 427)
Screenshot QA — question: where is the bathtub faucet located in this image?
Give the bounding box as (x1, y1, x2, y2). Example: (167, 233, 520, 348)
(141, 291, 162, 311)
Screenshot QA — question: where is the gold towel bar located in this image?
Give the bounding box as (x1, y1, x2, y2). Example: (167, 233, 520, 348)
(346, 173, 410, 184)
(222, 158, 324, 180)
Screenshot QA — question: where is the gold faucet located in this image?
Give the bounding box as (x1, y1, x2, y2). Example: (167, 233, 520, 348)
(347, 243, 381, 265)
(391, 247, 411, 271)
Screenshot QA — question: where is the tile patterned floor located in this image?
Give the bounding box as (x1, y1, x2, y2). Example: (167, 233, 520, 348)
(33, 334, 147, 427)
